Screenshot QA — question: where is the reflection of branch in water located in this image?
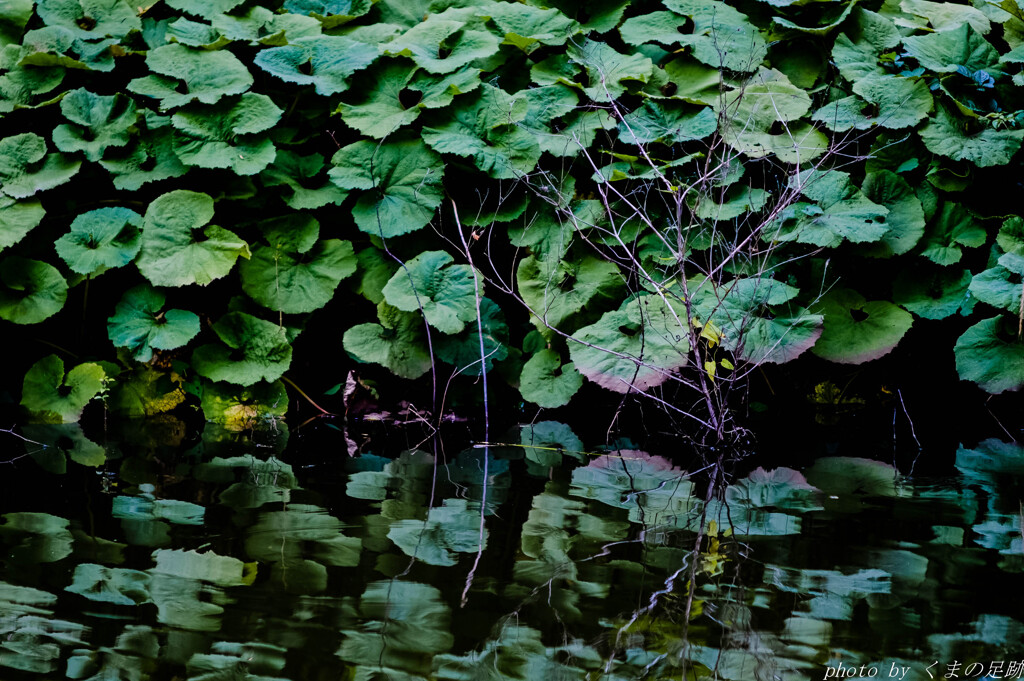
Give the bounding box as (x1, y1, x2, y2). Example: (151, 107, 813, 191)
(0, 425, 49, 463)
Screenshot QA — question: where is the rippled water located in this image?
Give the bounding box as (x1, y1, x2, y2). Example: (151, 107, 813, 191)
(1, 421, 1022, 680)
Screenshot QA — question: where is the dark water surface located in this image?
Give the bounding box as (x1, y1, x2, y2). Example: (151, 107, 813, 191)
(1, 420, 1022, 680)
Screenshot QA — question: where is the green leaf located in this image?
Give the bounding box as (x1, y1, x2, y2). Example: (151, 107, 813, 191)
(52, 89, 137, 162)
(240, 237, 357, 314)
(128, 44, 253, 110)
(36, 0, 141, 41)
(381, 250, 482, 334)
(894, 265, 972, 320)
(663, 0, 768, 72)
(0, 0, 33, 48)
(918, 202, 986, 266)
(191, 312, 293, 386)
(968, 265, 1021, 314)
(21, 355, 106, 423)
(260, 150, 348, 210)
(566, 38, 653, 102)
(171, 93, 282, 175)
(955, 316, 1024, 393)
(165, 17, 229, 48)
(517, 255, 622, 338)
(730, 306, 824, 365)
(902, 23, 999, 73)
(998, 216, 1024, 256)
(487, 3, 579, 51)
(774, 170, 889, 248)
(136, 190, 250, 287)
(527, 0, 628, 32)
(385, 14, 500, 73)
(107, 284, 201, 363)
(284, 0, 372, 26)
(832, 9, 900, 83)
(165, 0, 246, 19)
(336, 59, 420, 137)
(919, 106, 1024, 168)
(54, 206, 143, 275)
(343, 302, 433, 379)
(900, 0, 991, 33)
(858, 170, 926, 257)
(519, 349, 582, 408)
(0, 196, 45, 253)
(99, 111, 189, 191)
(811, 289, 913, 364)
(435, 297, 509, 374)
(0, 133, 81, 199)
(200, 380, 288, 429)
(691, 186, 770, 221)
(617, 100, 717, 145)
(106, 365, 187, 418)
(254, 35, 378, 95)
(0, 256, 68, 325)
(328, 136, 444, 237)
(569, 296, 690, 394)
(422, 84, 541, 179)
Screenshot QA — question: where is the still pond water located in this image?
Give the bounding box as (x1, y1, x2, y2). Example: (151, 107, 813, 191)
(1, 420, 1022, 680)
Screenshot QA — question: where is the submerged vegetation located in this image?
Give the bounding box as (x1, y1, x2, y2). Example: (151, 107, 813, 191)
(3, 0, 1024, 447)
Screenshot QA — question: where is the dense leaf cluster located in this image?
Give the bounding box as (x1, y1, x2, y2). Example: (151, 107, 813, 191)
(3, 0, 1024, 425)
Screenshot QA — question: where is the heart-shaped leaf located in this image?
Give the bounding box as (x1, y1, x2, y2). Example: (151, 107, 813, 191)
(381, 250, 482, 334)
(0, 132, 81, 199)
(136, 190, 250, 287)
(254, 35, 378, 95)
(811, 289, 913, 364)
(343, 302, 432, 379)
(0, 256, 68, 324)
(191, 312, 293, 386)
(171, 93, 282, 175)
(54, 206, 142, 275)
(519, 349, 582, 408)
(52, 88, 137, 162)
(21, 354, 107, 423)
(0, 196, 45, 253)
(955, 316, 1024, 393)
(128, 44, 253, 110)
(107, 284, 201, 362)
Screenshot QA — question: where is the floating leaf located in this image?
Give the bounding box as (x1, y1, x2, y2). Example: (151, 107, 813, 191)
(422, 84, 541, 180)
(136, 190, 250, 288)
(21, 355, 106, 423)
(254, 35, 378, 95)
(192, 312, 293, 386)
(955, 316, 1024, 393)
(240, 236, 357, 314)
(107, 284, 201, 363)
(343, 302, 433, 379)
(36, 0, 141, 40)
(55, 206, 142, 275)
(0, 256, 68, 325)
(0, 196, 45, 253)
(128, 44, 253, 109)
(519, 349, 582, 408)
(0, 132, 81, 199)
(385, 14, 501, 74)
(811, 289, 913, 364)
(381, 250, 482, 334)
(171, 93, 282, 175)
(328, 136, 445, 238)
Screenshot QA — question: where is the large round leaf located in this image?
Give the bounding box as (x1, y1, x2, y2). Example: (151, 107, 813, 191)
(517, 255, 622, 338)
(434, 297, 509, 374)
(35, 0, 141, 40)
(54, 206, 142, 275)
(0, 196, 45, 253)
(519, 349, 582, 408)
(955, 316, 1024, 394)
(136, 190, 249, 287)
(894, 266, 972, 320)
(920, 107, 1024, 168)
(192, 312, 293, 386)
(240, 239, 357, 314)
(0, 256, 67, 324)
(170, 93, 282, 176)
(21, 355, 107, 423)
(52, 89, 137, 162)
(328, 136, 444, 238)
(569, 297, 690, 394)
(381, 250, 482, 335)
(200, 380, 288, 430)
(858, 170, 926, 258)
(385, 14, 500, 74)
(254, 35, 378, 95)
(342, 302, 432, 379)
(107, 284, 201, 363)
(0, 132, 81, 199)
(128, 44, 253, 110)
(811, 289, 913, 364)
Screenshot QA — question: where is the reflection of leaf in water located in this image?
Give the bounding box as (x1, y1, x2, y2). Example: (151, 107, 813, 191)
(388, 498, 485, 566)
(804, 457, 901, 499)
(338, 580, 453, 676)
(65, 564, 150, 605)
(956, 439, 1024, 484)
(726, 467, 823, 512)
(151, 549, 247, 587)
(245, 504, 361, 567)
(0, 581, 57, 617)
(520, 421, 585, 470)
(187, 641, 288, 681)
(66, 625, 158, 681)
(434, 623, 590, 681)
(193, 455, 298, 509)
(22, 423, 106, 472)
(704, 499, 803, 537)
(766, 564, 891, 620)
(0, 512, 73, 563)
(571, 451, 695, 527)
(0, 614, 88, 674)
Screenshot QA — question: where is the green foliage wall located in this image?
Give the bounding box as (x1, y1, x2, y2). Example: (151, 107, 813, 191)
(3, 0, 1024, 427)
